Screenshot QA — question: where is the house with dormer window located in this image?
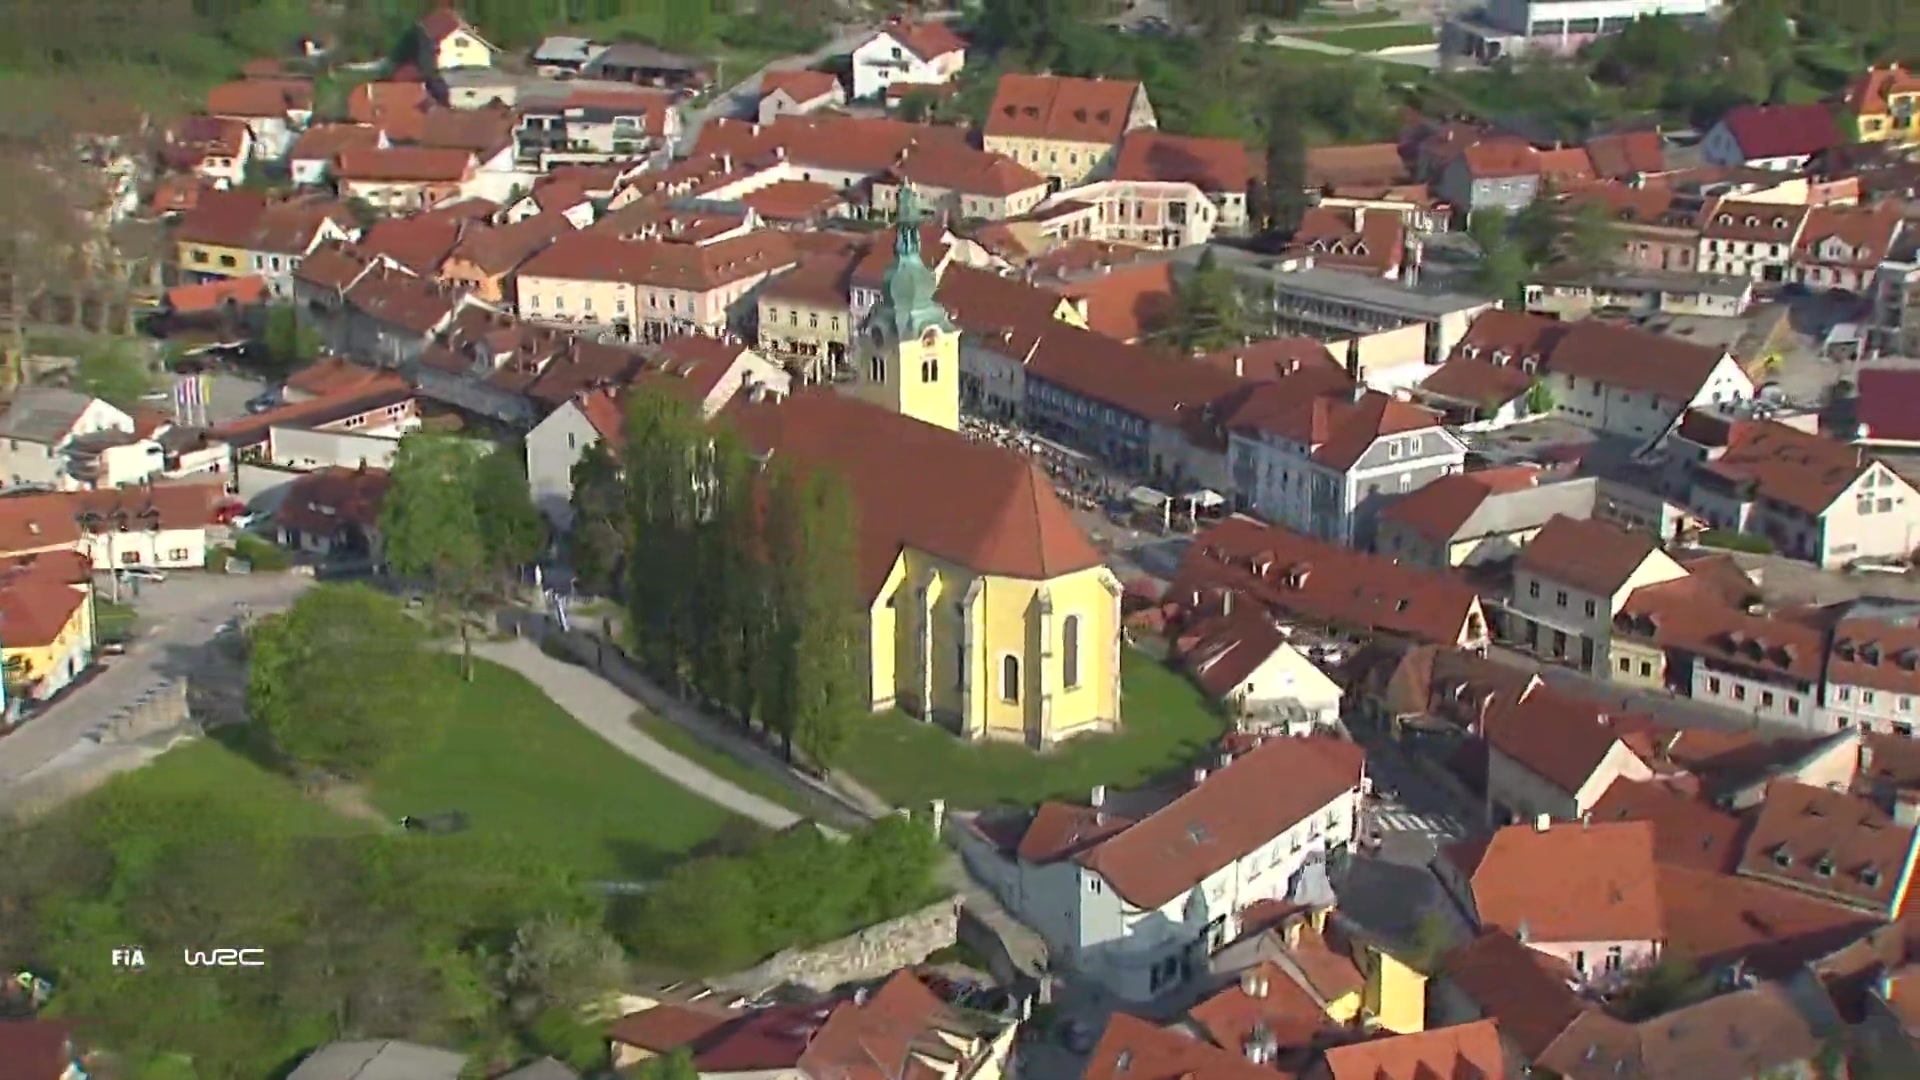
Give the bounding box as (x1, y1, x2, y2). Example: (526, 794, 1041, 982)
(1823, 600, 1920, 737)
(957, 735, 1365, 1002)
(1697, 198, 1811, 282)
(850, 17, 967, 103)
(1792, 205, 1906, 293)
(1734, 780, 1919, 917)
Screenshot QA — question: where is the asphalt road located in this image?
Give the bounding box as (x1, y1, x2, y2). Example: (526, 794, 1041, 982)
(0, 572, 311, 785)
(675, 25, 879, 155)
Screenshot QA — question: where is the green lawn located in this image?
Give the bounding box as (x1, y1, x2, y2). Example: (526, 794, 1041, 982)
(629, 708, 814, 817)
(835, 649, 1228, 810)
(103, 738, 370, 837)
(366, 660, 749, 879)
(1296, 23, 1437, 50)
(95, 600, 137, 644)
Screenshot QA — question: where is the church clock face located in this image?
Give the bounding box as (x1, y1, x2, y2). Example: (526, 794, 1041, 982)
(920, 327, 939, 347)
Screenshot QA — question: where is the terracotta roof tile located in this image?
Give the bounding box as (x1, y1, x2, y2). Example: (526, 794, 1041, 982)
(333, 146, 473, 183)
(289, 122, 384, 162)
(164, 274, 268, 314)
(607, 1002, 741, 1052)
(1076, 735, 1363, 909)
(0, 581, 86, 648)
(1439, 931, 1586, 1058)
(1304, 142, 1409, 188)
(1585, 131, 1667, 180)
(275, 466, 389, 534)
(1613, 576, 1825, 684)
(1657, 864, 1885, 978)
(873, 17, 967, 63)
(293, 240, 381, 293)
(360, 215, 469, 275)
(1171, 517, 1485, 646)
(1225, 386, 1442, 473)
(738, 179, 849, 222)
(1516, 514, 1666, 597)
(1846, 64, 1920, 117)
(342, 267, 458, 334)
(1172, 605, 1290, 700)
(1084, 1013, 1276, 1080)
(1735, 780, 1915, 916)
(760, 69, 842, 105)
(1447, 819, 1665, 943)
(1285, 205, 1404, 277)
(1718, 103, 1839, 160)
(1587, 778, 1745, 872)
(1188, 961, 1335, 1051)
(1193, 338, 1341, 382)
(1481, 686, 1652, 797)
(0, 1020, 74, 1080)
(1701, 198, 1810, 243)
(207, 76, 312, 117)
(1376, 466, 1551, 544)
(1535, 979, 1833, 1079)
(1113, 130, 1258, 192)
(1551, 318, 1733, 401)
(1321, 1019, 1507, 1080)
(0, 482, 227, 556)
(985, 73, 1140, 144)
(1050, 260, 1176, 342)
(1795, 205, 1905, 271)
(729, 390, 1104, 600)
(210, 374, 413, 447)
(346, 80, 432, 141)
(444, 211, 570, 276)
(887, 143, 1047, 197)
(1461, 137, 1540, 179)
(1016, 801, 1133, 864)
(519, 229, 795, 292)
(1854, 367, 1920, 443)
(1537, 146, 1595, 186)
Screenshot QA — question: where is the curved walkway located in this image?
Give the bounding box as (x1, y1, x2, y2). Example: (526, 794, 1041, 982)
(472, 639, 801, 830)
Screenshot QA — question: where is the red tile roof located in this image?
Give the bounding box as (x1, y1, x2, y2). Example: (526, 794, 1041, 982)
(1854, 367, 1920, 443)
(1587, 778, 1744, 873)
(1735, 780, 1915, 916)
(1050, 260, 1176, 342)
(443, 211, 570, 276)
(887, 143, 1047, 198)
(1447, 820, 1666, 943)
(1718, 103, 1839, 160)
(1286, 205, 1404, 277)
(1480, 686, 1653, 797)
(739, 179, 849, 222)
(0, 1019, 73, 1080)
(164, 275, 269, 314)
(729, 390, 1104, 600)
(206, 76, 312, 117)
(0, 482, 229, 556)
(1846, 64, 1920, 117)
(1304, 143, 1409, 188)
(1069, 736, 1364, 908)
(289, 122, 384, 162)
(1516, 514, 1667, 597)
(1172, 517, 1485, 646)
(1795, 204, 1905, 272)
(1701, 198, 1810, 243)
(519, 230, 795, 292)
(333, 146, 473, 183)
(1225, 386, 1442, 473)
(1537, 146, 1596, 186)
(1439, 932, 1586, 1059)
(275, 466, 390, 534)
(1585, 130, 1667, 180)
(1173, 605, 1292, 701)
(346, 80, 432, 141)
(0, 580, 87, 647)
(1321, 1020, 1508, 1080)
(985, 74, 1140, 144)
(1376, 465, 1551, 545)
(359, 214, 470, 275)
(1460, 137, 1541, 179)
(287, 356, 388, 399)
(872, 17, 967, 62)
(1657, 863, 1886, 977)
(1083, 1011, 1278, 1080)
(343, 267, 459, 334)
(760, 69, 842, 105)
(1113, 130, 1258, 192)
(1188, 960, 1336, 1051)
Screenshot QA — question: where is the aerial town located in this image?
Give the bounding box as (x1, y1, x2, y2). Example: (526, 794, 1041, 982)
(9, 0, 1920, 1077)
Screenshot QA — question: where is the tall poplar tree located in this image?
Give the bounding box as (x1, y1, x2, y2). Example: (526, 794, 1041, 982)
(621, 388, 700, 685)
(763, 466, 864, 768)
(689, 428, 764, 724)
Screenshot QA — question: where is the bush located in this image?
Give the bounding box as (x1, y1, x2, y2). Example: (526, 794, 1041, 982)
(1698, 528, 1774, 554)
(619, 815, 941, 973)
(232, 532, 293, 571)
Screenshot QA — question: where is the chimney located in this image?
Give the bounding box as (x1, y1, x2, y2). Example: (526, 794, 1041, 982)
(1090, 784, 1106, 808)
(1192, 767, 1209, 787)
(1234, 355, 1244, 378)
(1896, 790, 1920, 828)
(1534, 813, 1551, 833)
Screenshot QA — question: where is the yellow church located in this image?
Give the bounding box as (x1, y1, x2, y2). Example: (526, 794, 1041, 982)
(732, 187, 1122, 746)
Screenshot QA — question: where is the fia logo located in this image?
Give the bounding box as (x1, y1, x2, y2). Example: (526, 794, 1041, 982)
(111, 947, 146, 968)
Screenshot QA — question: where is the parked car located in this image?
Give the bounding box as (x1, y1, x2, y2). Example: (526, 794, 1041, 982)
(399, 811, 470, 834)
(116, 567, 166, 583)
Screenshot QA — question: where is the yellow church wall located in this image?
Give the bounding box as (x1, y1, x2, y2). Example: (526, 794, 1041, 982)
(855, 326, 961, 433)
(865, 550, 1121, 745)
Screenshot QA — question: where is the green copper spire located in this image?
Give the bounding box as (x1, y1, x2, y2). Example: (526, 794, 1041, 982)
(875, 184, 953, 340)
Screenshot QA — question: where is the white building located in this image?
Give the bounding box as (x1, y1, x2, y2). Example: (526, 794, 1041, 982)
(1825, 601, 1920, 737)
(1508, 514, 1689, 674)
(1228, 384, 1467, 548)
(850, 18, 967, 103)
(1531, 320, 1753, 441)
(0, 390, 136, 491)
(955, 735, 1364, 1003)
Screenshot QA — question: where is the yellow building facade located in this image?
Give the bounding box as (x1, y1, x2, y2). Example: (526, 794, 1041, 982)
(1847, 66, 1920, 146)
(2, 584, 95, 703)
(176, 239, 254, 280)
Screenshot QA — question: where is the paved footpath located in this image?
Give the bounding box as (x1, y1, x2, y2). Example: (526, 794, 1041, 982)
(472, 639, 802, 830)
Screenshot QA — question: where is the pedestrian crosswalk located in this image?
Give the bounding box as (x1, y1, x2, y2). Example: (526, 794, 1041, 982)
(1371, 809, 1466, 837)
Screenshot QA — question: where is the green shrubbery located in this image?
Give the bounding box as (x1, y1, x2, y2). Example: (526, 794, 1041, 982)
(620, 814, 943, 973)
(1698, 529, 1775, 555)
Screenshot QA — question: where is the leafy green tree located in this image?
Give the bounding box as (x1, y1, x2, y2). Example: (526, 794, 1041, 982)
(1262, 100, 1310, 234)
(502, 916, 628, 1017)
(71, 339, 153, 408)
(761, 464, 864, 768)
(381, 433, 488, 678)
(635, 1048, 701, 1080)
(1524, 379, 1556, 416)
(1163, 248, 1246, 354)
(566, 442, 627, 596)
(621, 387, 704, 688)
(260, 304, 319, 378)
(1467, 208, 1529, 304)
(689, 428, 765, 723)
(1720, 0, 1792, 66)
(848, 813, 942, 922)
(247, 583, 447, 777)
(472, 440, 546, 581)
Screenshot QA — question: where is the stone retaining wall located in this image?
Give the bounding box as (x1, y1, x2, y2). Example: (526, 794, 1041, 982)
(717, 895, 961, 995)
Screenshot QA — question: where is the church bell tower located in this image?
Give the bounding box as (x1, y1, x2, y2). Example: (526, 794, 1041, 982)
(853, 184, 960, 432)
